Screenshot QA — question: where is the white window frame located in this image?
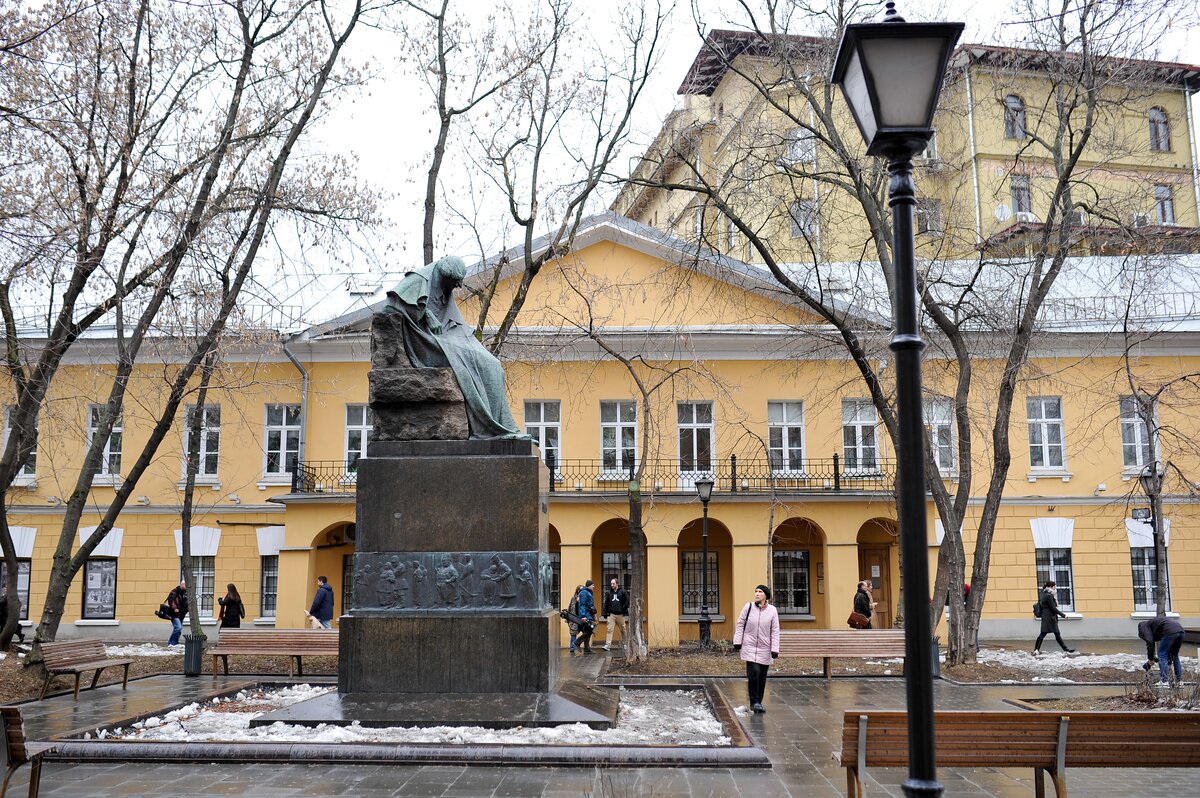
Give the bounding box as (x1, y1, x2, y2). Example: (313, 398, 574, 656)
(789, 199, 817, 239)
(1154, 185, 1175, 225)
(1011, 176, 1032, 215)
(260, 555, 278, 618)
(781, 126, 816, 166)
(1119, 396, 1154, 472)
(345, 404, 372, 474)
(3, 406, 36, 484)
(182, 404, 220, 483)
(0, 559, 31, 620)
(1148, 107, 1170, 152)
(842, 399, 879, 473)
(1035, 547, 1075, 613)
(599, 400, 637, 479)
(1027, 396, 1066, 470)
(724, 214, 738, 254)
(773, 549, 811, 615)
(524, 400, 561, 473)
(263, 403, 301, 478)
(88, 404, 122, 479)
(677, 401, 715, 487)
(916, 199, 944, 235)
(924, 398, 955, 475)
(181, 556, 216, 619)
(1130, 547, 1170, 613)
(1004, 94, 1026, 139)
(768, 400, 805, 475)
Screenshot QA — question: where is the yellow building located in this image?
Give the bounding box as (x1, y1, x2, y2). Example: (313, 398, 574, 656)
(4, 213, 1199, 644)
(5, 36, 1200, 646)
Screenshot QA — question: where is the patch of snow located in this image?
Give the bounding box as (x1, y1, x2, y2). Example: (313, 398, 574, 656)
(105, 643, 181, 658)
(107, 685, 731, 746)
(978, 648, 1195, 676)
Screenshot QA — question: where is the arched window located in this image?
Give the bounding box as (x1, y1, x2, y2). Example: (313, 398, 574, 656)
(1004, 94, 1026, 140)
(1149, 107, 1170, 152)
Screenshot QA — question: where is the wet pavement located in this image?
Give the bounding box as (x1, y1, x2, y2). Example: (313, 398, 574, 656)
(6, 642, 1196, 797)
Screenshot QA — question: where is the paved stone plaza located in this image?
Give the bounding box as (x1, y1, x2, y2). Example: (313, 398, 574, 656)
(7, 643, 1198, 797)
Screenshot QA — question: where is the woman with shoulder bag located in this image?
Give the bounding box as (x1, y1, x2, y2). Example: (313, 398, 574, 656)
(217, 583, 245, 629)
(733, 585, 780, 713)
(851, 581, 876, 629)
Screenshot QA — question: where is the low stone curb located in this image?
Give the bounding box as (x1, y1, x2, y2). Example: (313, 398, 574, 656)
(46, 740, 771, 768)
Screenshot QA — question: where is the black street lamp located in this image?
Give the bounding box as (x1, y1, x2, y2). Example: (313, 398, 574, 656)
(1139, 462, 1165, 613)
(831, 4, 963, 797)
(694, 478, 714, 648)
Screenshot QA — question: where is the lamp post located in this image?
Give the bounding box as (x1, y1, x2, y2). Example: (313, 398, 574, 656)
(695, 478, 714, 648)
(1139, 463, 1165, 615)
(831, 4, 963, 797)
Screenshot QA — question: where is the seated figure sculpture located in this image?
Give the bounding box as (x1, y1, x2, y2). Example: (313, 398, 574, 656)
(383, 255, 525, 439)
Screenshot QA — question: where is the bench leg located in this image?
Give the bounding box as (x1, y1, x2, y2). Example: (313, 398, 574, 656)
(295, 656, 303, 678)
(222, 655, 229, 676)
(846, 766, 861, 798)
(2, 763, 20, 798)
(73, 674, 81, 701)
(1035, 767, 1045, 798)
(121, 663, 130, 691)
(824, 657, 832, 679)
(38, 676, 52, 701)
(27, 756, 42, 798)
(90, 667, 104, 690)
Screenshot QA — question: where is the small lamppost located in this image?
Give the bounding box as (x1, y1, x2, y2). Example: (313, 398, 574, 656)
(694, 478, 714, 648)
(831, 4, 963, 797)
(1138, 462, 1165, 614)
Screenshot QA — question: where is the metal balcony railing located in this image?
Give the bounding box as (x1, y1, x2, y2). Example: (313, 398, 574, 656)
(291, 460, 359, 494)
(288, 454, 897, 496)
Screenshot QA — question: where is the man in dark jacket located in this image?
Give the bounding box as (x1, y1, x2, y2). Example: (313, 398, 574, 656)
(572, 580, 596, 654)
(307, 575, 335, 629)
(1034, 581, 1075, 654)
(1138, 615, 1185, 684)
(166, 578, 188, 646)
(602, 577, 630, 652)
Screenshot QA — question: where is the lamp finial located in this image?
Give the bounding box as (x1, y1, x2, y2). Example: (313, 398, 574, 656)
(883, 1, 906, 23)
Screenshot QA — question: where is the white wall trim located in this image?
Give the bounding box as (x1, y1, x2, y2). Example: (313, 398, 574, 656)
(256, 526, 286, 557)
(79, 526, 123, 558)
(9, 526, 37, 558)
(1126, 518, 1171, 548)
(1030, 517, 1074, 549)
(174, 526, 222, 557)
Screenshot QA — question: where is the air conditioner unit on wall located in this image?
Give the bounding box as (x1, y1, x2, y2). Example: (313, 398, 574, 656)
(1066, 210, 1087, 226)
(1132, 213, 1151, 227)
(1014, 211, 1038, 223)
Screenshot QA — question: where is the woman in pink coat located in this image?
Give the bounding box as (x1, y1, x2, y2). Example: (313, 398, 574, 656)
(733, 584, 780, 713)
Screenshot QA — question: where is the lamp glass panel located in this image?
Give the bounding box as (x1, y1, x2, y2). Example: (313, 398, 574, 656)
(859, 37, 944, 128)
(840, 49, 877, 142)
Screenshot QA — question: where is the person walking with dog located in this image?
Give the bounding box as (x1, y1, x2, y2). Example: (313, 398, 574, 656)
(733, 584, 780, 713)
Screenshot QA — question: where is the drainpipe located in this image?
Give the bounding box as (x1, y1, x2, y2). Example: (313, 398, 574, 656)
(281, 335, 309, 470)
(1186, 85, 1200, 226)
(965, 66, 983, 244)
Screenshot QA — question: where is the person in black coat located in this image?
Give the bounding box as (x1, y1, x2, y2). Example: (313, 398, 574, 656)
(853, 581, 876, 628)
(1034, 580, 1074, 654)
(1138, 615, 1185, 684)
(166, 579, 189, 646)
(218, 583, 245, 629)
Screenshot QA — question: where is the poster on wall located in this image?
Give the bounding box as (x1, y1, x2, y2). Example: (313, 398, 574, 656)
(84, 560, 117, 618)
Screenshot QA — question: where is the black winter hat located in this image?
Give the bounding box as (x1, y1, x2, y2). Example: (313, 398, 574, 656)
(755, 584, 771, 600)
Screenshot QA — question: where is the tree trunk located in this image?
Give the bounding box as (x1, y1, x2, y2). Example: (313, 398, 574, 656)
(625, 478, 648, 663)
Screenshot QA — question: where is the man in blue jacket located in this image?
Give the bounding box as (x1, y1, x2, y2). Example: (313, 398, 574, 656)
(306, 575, 335, 629)
(573, 579, 597, 654)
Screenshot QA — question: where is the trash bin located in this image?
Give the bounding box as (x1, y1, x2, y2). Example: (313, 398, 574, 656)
(183, 633, 207, 677)
(931, 636, 941, 678)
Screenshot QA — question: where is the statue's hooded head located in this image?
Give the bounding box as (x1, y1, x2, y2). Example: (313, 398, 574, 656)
(434, 255, 468, 287)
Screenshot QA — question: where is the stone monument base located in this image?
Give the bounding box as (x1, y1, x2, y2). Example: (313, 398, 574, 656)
(251, 680, 618, 730)
(339, 613, 559, 694)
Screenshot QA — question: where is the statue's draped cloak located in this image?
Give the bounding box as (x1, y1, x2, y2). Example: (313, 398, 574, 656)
(385, 261, 523, 439)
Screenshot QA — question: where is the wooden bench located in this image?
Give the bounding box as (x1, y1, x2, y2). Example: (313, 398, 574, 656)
(208, 629, 339, 677)
(38, 640, 133, 700)
(778, 630, 907, 678)
(2, 706, 56, 798)
(833, 709, 1200, 797)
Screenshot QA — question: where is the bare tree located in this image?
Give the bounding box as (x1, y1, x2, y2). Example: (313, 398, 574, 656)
(0, 0, 378, 653)
(619, 0, 1182, 663)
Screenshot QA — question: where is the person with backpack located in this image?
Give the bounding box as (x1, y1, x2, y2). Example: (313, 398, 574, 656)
(165, 578, 188, 646)
(572, 580, 597, 654)
(563, 585, 583, 654)
(1033, 580, 1074, 654)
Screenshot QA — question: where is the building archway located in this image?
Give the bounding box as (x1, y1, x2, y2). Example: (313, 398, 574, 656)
(548, 524, 562, 608)
(771, 518, 827, 627)
(857, 518, 899, 629)
(677, 517, 733, 641)
(309, 521, 355, 625)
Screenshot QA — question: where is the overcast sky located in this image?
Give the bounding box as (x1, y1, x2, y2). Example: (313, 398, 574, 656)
(276, 0, 1198, 321)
